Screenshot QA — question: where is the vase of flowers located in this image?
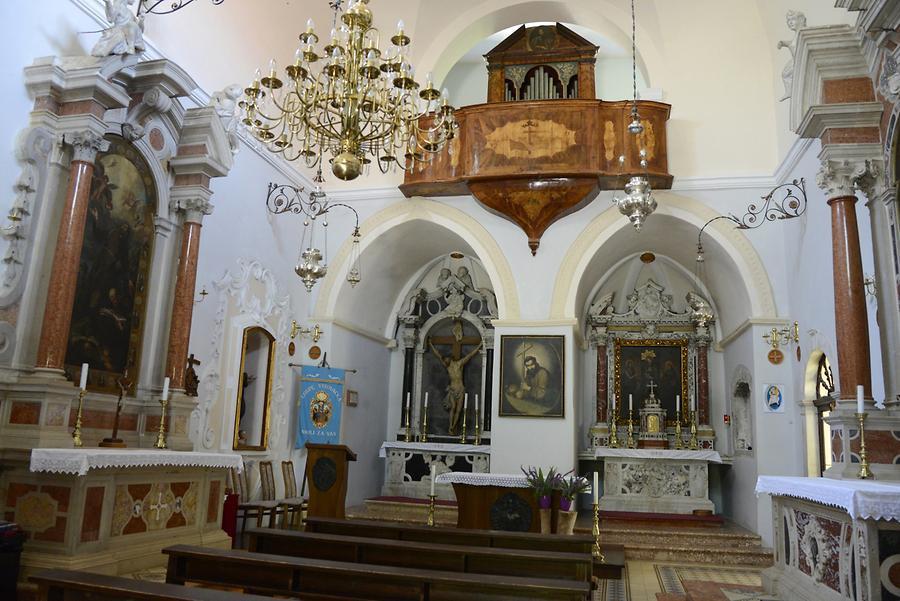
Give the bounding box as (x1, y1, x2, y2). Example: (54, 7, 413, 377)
(522, 466, 561, 533)
(557, 474, 589, 535)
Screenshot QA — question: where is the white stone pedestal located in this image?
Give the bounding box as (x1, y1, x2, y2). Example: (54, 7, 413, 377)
(379, 441, 490, 502)
(595, 448, 720, 514)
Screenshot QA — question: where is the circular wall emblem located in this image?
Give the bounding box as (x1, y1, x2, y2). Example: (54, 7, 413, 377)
(148, 128, 165, 151)
(489, 492, 532, 532)
(312, 457, 337, 492)
(288, 341, 296, 357)
(768, 349, 784, 365)
(309, 345, 322, 360)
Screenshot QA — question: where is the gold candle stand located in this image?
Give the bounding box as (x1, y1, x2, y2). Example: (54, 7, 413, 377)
(474, 405, 481, 446)
(592, 502, 605, 563)
(625, 412, 636, 449)
(688, 410, 699, 450)
(420, 406, 428, 443)
(404, 403, 412, 442)
(674, 415, 683, 449)
(154, 395, 169, 449)
(72, 389, 87, 448)
(608, 407, 620, 448)
(857, 412, 873, 480)
(426, 494, 436, 527)
(459, 407, 467, 444)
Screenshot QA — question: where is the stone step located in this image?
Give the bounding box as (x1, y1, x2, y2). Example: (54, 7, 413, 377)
(622, 542, 774, 567)
(598, 526, 763, 549)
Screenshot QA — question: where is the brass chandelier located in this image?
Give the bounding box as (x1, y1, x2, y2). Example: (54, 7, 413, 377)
(241, 0, 459, 181)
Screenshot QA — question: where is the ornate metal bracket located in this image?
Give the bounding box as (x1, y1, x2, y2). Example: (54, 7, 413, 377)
(138, 0, 225, 16)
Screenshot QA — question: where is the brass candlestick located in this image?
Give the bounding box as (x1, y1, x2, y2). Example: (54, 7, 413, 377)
(459, 407, 467, 444)
(625, 411, 636, 449)
(72, 389, 87, 448)
(857, 413, 874, 479)
(689, 410, 699, 450)
(420, 405, 429, 443)
(426, 494, 436, 527)
(592, 502, 605, 563)
(404, 403, 412, 442)
(608, 406, 620, 448)
(674, 415, 683, 449)
(474, 405, 481, 446)
(154, 395, 169, 449)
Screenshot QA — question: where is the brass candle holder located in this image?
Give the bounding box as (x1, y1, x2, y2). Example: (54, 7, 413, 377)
(592, 502, 605, 563)
(857, 412, 874, 480)
(72, 389, 87, 448)
(420, 405, 429, 443)
(154, 395, 169, 449)
(625, 411, 636, 449)
(404, 403, 412, 443)
(608, 407, 620, 448)
(689, 410, 699, 450)
(474, 405, 481, 446)
(674, 415, 683, 449)
(459, 407, 467, 444)
(426, 494, 436, 527)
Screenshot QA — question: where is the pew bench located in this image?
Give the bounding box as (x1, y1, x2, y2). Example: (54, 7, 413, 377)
(30, 569, 275, 601)
(247, 527, 593, 582)
(164, 544, 591, 600)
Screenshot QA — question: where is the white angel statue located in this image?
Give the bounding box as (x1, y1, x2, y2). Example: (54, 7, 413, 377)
(91, 0, 146, 57)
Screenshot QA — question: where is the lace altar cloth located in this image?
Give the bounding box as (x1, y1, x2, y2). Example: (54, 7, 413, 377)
(435, 472, 528, 488)
(755, 476, 900, 521)
(379, 441, 492, 458)
(30, 448, 243, 477)
(594, 447, 722, 463)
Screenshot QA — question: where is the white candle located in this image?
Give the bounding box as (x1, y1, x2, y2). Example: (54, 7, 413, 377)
(857, 385, 865, 414)
(430, 464, 436, 496)
(610, 394, 616, 415)
(463, 393, 468, 414)
(628, 394, 633, 413)
(161, 377, 170, 401)
(475, 393, 480, 421)
(691, 394, 696, 413)
(676, 394, 681, 416)
(593, 471, 599, 504)
(79, 363, 89, 390)
(424, 391, 429, 410)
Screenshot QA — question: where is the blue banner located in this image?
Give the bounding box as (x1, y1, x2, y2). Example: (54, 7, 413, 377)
(296, 366, 344, 447)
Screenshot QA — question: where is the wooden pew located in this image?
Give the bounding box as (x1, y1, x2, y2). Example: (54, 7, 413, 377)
(164, 544, 591, 600)
(247, 527, 592, 582)
(303, 516, 625, 580)
(31, 569, 274, 601)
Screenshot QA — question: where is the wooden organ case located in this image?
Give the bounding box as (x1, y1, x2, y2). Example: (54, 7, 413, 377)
(401, 23, 673, 254)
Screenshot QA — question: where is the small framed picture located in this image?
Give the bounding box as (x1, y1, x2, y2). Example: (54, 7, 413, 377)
(763, 383, 785, 413)
(345, 389, 359, 407)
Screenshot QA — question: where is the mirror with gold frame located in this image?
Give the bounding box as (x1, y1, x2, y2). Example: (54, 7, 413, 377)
(233, 326, 276, 451)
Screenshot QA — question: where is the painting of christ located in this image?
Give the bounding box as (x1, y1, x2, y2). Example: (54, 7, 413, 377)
(64, 136, 156, 393)
(614, 339, 688, 421)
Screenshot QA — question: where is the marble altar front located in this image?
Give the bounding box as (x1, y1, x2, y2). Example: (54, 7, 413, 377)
(592, 448, 721, 514)
(757, 476, 900, 601)
(379, 441, 490, 501)
(1, 448, 241, 579)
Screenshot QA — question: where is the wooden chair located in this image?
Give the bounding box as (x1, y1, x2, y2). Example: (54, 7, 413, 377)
(279, 460, 307, 529)
(228, 465, 279, 548)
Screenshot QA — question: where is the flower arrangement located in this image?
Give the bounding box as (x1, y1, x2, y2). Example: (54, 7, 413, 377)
(558, 474, 590, 511)
(521, 465, 562, 509)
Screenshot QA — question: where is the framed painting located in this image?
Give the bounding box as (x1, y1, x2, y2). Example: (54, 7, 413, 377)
(614, 338, 688, 421)
(499, 335, 565, 418)
(64, 135, 156, 393)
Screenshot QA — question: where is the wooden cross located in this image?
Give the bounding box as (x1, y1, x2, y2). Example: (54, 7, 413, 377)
(646, 378, 658, 397)
(428, 319, 480, 361)
(187, 354, 201, 369)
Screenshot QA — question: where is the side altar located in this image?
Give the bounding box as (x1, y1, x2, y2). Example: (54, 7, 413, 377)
(380, 441, 490, 501)
(1, 448, 241, 578)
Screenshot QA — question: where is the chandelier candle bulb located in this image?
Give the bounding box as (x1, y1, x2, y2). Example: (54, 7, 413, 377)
(79, 363, 89, 390)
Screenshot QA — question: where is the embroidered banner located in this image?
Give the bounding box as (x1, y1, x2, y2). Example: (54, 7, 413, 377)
(296, 366, 344, 447)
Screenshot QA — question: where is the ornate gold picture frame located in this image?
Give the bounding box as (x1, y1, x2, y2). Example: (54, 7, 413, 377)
(613, 338, 688, 421)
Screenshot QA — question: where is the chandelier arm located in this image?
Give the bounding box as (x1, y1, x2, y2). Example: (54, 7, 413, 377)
(324, 202, 361, 231)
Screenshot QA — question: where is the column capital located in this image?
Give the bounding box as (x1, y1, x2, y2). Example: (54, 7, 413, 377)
(64, 131, 109, 163)
(816, 158, 883, 200)
(169, 195, 213, 224)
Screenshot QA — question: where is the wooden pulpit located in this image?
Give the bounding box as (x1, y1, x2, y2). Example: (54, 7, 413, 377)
(304, 443, 357, 519)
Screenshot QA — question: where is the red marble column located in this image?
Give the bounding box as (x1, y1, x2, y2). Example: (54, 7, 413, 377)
(596, 344, 607, 422)
(828, 194, 872, 399)
(165, 219, 203, 389)
(697, 343, 710, 425)
(36, 135, 105, 370)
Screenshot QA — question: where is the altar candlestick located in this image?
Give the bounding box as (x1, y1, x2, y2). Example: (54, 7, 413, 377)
(676, 394, 681, 416)
(406, 391, 411, 413)
(463, 393, 468, 413)
(79, 363, 89, 390)
(628, 394, 633, 413)
(593, 471, 599, 504)
(691, 394, 696, 413)
(424, 392, 429, 411)
(430, 464, 436, 496)
(162, 377, 170, 401)
(857, 385, 865, 414)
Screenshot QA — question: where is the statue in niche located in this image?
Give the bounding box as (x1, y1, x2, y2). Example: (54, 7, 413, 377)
(91, 0, 146, 57)
(428, 320, 483, 434)
(776, 10, 807, 102)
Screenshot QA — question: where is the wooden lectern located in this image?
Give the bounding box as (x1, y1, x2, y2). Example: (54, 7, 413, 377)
(304, 443, 357, 519)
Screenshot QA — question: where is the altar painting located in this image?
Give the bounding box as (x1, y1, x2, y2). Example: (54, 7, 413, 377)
(614, 339, 688, 420)
(499, 335, 564, 417)
(65, 136, 156, 393)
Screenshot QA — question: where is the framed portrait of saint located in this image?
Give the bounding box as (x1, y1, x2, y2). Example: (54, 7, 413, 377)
(614, 338, 688, 421)
(499, 335, 565, 418)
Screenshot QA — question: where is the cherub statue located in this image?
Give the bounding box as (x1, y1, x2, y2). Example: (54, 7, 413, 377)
(686, 291, 714, 328)
(208, 84, 244, 155)
(776, 10, 807, 102)
(91, 0, 146, 57)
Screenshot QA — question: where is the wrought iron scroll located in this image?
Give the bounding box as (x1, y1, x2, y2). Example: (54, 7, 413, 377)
(138, 0, 225, 16)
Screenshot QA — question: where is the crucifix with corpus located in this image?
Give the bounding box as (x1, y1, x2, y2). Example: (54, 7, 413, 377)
(427, 319, 483, 435)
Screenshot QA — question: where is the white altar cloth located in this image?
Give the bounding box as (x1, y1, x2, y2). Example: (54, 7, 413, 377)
(435, 472, 528, 488)
(755, 476, 900, 521)
(379, 441, 492, 458)
(594, 447, 722, 463)
(30, 448, 243, 477)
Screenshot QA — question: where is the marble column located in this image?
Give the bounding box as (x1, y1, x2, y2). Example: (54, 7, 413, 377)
(35, 132, 108, 370)
(596, 342, 608, 422)
(164, 197, 211, 389)
(817, 159, 874, 401)
(697, 342, 710, 425)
